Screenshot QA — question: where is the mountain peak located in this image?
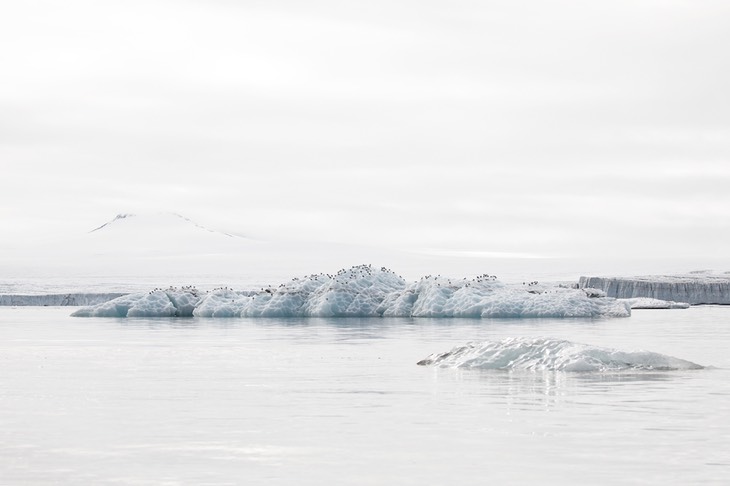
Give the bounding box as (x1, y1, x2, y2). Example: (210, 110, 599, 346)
(88, 212, 242, 239)
(90, 213, 136, 232)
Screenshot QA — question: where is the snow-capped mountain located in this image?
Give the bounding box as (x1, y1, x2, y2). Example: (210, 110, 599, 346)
(0, 212, 407, 292)
(83, 212, 252, 256)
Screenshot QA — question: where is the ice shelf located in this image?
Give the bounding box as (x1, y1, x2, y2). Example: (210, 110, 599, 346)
(579, 274, 730, 305)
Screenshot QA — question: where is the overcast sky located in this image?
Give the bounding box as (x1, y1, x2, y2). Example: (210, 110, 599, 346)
(2, 0, 729, 260)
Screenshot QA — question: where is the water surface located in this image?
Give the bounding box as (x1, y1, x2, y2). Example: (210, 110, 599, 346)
(1, 307, 729, 484)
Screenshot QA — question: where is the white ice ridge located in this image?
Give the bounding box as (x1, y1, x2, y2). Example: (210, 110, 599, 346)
(417, 337, 704, 372)
(579, 273, 730, 305)
(71, 265, 631, 318)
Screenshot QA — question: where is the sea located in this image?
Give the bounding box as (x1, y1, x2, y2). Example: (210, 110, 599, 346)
(1, 305, 729, 485)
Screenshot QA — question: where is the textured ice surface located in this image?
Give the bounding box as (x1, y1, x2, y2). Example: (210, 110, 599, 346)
(417, 337, 703, 371)
(622, 298, 690, 309)
(72, 288, 204, 317)
(72, 265, 630, 318)
(579, 273, 730, 304)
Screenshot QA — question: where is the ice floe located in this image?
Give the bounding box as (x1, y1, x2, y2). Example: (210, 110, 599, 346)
(417, 337, 704, 371)
(622, 298, 690, 309)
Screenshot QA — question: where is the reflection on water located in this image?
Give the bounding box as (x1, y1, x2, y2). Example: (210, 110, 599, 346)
(424, 367, 695, 415)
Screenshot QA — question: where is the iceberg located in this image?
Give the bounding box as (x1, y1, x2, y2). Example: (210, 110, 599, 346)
(417, 337, 704, 372)
(72, 265, 631, 318)
(579, 274, 730, 305)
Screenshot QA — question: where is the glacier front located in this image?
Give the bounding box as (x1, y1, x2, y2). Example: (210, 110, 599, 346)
(72, 265, 631, 318)
(579, 273, 730, 305)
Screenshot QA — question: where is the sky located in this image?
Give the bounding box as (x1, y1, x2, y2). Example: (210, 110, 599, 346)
(2, 0, 729, 261)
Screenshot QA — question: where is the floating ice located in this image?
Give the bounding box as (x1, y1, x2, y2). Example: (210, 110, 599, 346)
(417, 337, 704, 372)
(72, 265, 631, 318)
(579, 274, 730, 304)
(622, 298, 690, 309)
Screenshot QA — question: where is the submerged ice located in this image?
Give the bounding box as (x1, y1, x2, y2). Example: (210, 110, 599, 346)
(72, 265, 631, 318)
(417, 337, 704, 372)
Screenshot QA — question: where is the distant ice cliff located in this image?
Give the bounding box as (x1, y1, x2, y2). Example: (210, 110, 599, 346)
(579, 273, 730, 304)
(0, 293, 126, 307)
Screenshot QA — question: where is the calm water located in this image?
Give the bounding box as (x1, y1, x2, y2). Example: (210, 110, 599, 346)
(1, 306, 729, 485)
